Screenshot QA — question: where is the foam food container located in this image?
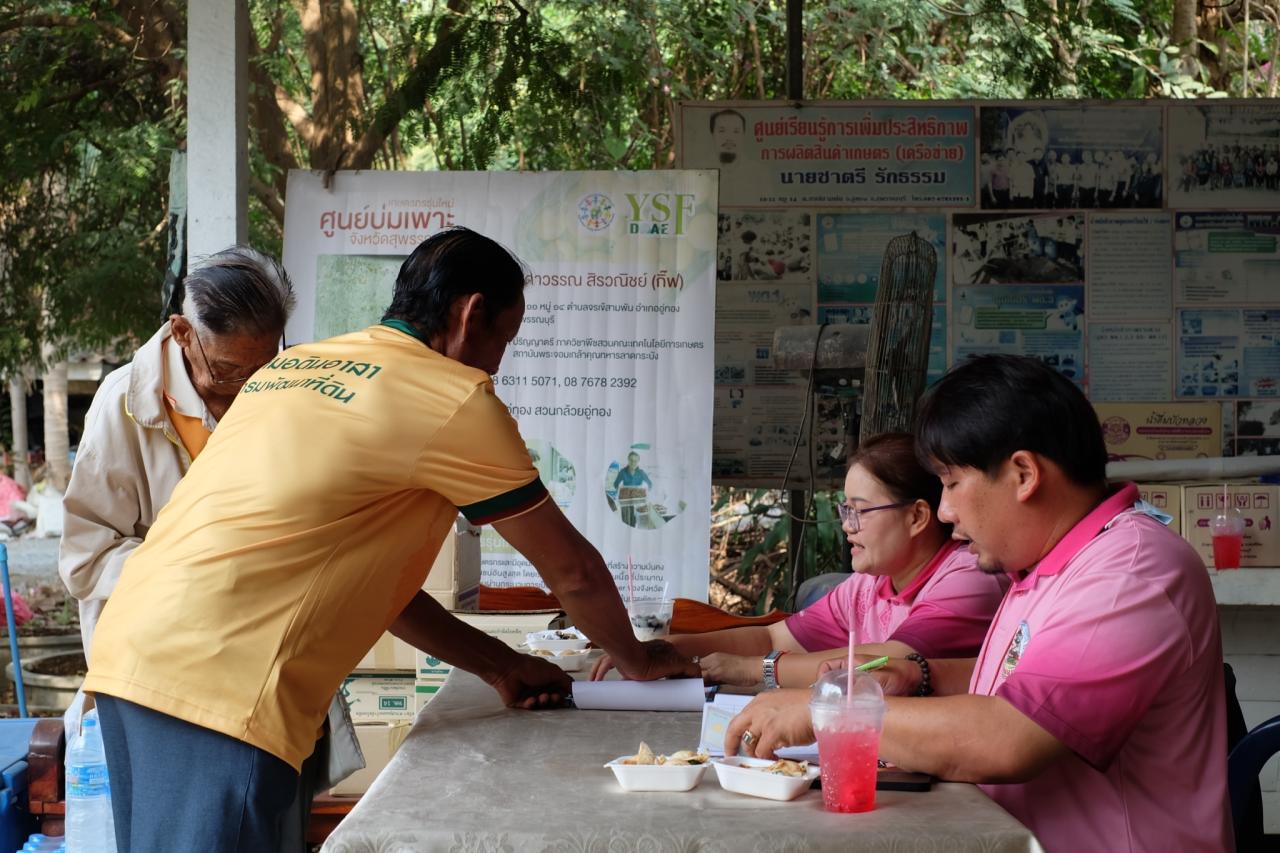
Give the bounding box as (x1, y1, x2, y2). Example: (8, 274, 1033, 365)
(712, 756, 819, 801)
(604, 756, 709, 792)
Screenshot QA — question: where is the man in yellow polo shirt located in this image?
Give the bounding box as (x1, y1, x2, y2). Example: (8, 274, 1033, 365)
(84, 227, 698, 852)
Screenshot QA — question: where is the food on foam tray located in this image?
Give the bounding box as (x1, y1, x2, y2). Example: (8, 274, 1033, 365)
(618, 741, 709, 767)
(752, 759, 810, 777)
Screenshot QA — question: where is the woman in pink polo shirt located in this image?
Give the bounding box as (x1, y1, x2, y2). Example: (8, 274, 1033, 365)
(595, 433, 1006, 687)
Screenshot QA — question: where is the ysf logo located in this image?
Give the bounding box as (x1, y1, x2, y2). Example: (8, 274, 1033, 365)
(624, 192, 695, 236)
(577, 193, 615, 231)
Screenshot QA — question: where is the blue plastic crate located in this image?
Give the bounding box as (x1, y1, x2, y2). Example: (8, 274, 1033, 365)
(0, 719, 38, 853)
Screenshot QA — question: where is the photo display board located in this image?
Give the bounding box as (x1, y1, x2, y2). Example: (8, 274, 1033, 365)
(680, 99, 1280, 485)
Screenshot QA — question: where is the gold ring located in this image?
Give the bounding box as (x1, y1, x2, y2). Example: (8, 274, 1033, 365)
(742, 730, 756, 746)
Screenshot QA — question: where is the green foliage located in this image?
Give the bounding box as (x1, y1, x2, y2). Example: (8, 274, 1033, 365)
(0, 2, 182, 376)
(379, 0, 1270, 173)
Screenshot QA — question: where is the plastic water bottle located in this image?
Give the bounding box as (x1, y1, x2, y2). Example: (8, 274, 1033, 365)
(65, 709, 117, 853)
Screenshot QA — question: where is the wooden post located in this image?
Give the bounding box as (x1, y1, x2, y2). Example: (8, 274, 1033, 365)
(787, 0, 804, 100)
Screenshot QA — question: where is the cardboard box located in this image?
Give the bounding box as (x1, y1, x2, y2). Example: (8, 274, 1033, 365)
(354, 588, 479, 672)
(449, 610, 566, 650)
(429, 585, 480, 612)
(415, 680, 445, 714)
(1182, 484, 1280, 568)
(1136, 483, 1185, 535)
(352, 520, 482, 672)
(341, 673, 417, 722)
(415, 651, 455, 681)
(1095, 403, 1222, 462)
(330, 721, 411, 796)
(424, 517, 482, 598)
(355, 633, 417, 672)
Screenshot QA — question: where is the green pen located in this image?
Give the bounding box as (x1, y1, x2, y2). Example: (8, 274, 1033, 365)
(854, 655, 890, 672)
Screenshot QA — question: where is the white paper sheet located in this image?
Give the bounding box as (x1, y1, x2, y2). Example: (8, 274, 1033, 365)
(698, 694, 818, 760)
(570, 678, 707, 712)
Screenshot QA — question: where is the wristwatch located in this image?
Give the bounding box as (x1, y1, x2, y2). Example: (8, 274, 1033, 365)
(762, 650, 787, 690)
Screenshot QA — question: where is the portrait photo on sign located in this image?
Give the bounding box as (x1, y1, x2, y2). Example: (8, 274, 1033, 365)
(952, 213, 1085, 285)
(978, 105, 1163, 210)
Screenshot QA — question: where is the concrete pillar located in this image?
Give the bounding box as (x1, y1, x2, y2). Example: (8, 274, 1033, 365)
(187, 0, 248, 262)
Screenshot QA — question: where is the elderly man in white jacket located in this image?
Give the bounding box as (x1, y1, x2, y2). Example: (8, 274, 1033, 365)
(58, 246, 358, 851)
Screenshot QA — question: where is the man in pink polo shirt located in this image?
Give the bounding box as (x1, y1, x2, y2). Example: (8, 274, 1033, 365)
(726, 354, 1232, 853)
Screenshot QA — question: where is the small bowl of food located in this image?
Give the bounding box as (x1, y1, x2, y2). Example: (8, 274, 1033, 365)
(525, 628, 590, 652)
(529, 647, 593, 672)
(605, 742, 710, 792)
(712, 756, 819, 801)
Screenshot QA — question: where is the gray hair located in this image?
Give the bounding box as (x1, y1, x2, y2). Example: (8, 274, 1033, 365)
(179, 246, 296, 338)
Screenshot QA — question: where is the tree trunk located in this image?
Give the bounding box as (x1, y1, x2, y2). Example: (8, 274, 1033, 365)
(300, 0, 365, 170)
(7, 378, 30, 491)
(1172, 0, 1198, 45)
(40, 361, 70, 492)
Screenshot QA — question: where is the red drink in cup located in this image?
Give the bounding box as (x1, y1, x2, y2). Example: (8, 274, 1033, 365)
(813, 725, 880, 812)
(1211, 508, 1246, 571)
(810, 670, 885, 814)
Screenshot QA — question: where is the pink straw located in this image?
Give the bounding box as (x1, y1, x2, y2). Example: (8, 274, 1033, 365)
(846, 588, 856, 704)
(626, 555, 635, 611)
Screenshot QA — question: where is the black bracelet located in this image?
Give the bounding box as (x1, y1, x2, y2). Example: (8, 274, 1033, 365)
(906, 653, 933, 696)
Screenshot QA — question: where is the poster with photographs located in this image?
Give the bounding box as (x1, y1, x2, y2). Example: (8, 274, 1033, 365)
(1177, 308, 1280, 399)
(711, 386, 816, 484)
(1235, 400, 1280, 456)
(978, 105, 1163, 209)
(1174, 212, 1280, 305)
(1168, 104, 1280, 209)
(815, 212, 946, 303)
(952, 213, 1085, 285)
(717, 211, 813, 282)
(952, 284, 1085, 387)
(814, 213, 948, 384)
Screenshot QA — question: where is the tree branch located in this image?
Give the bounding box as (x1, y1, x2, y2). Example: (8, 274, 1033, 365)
(274, 90, 317, 146)
(347, 0, 472, 170)
(246, 13, 303, 217)
(0, 14, 133, 46)
(249, 174, 286, 222)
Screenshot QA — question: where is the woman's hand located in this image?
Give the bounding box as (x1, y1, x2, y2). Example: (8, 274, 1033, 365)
(723, 689, 814, 759)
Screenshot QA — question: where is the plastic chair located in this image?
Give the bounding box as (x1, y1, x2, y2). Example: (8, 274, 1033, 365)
(794, 572, 847, 611)
(1228, 712, 1279, 850)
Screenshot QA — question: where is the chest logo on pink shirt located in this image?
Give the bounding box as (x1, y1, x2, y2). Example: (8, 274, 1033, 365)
(1001, 621, 1031, 679)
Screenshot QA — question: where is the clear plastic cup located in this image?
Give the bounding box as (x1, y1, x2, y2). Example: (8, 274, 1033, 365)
(1211, 508, 1246, 571)
(628, 599, 673, 641)
(809, 669, 885, 813)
